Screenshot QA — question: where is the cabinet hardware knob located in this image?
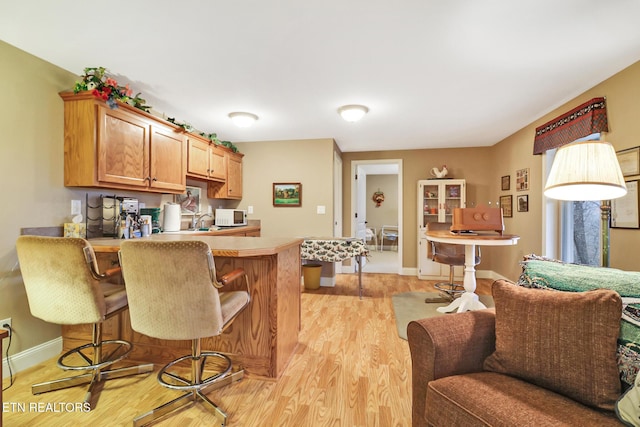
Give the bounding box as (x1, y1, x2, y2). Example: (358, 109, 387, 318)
(144, 176, 151, 182)
(152, 177, 157, 182)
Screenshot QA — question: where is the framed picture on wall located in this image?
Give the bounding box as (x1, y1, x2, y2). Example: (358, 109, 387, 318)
(617, 147, 640, 177)
(517, 195, 529, 212)
(500, 195, 513, 218)
(174, 186, 201, 214)
(612, 180, 639, 228)
(501, 175, 510, 191)
(273, 183, 302, 207)
(516, 168, 529, 191)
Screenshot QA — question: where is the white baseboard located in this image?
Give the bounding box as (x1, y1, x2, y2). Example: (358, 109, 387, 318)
(3, 336, 62, 379)
(336, 267, 506, 281)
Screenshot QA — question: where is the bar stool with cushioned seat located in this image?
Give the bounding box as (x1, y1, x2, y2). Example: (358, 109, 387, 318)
(118, 240, 251, 427)
(15, 236, 154, 408)
(426, 222, 481, 300)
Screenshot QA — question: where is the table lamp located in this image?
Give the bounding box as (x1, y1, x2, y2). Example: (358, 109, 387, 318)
(544, 140, 627, 267)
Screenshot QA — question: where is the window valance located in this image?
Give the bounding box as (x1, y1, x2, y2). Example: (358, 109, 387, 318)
(533, 97, 608, 155)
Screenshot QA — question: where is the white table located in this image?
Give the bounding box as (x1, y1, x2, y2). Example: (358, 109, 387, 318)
(425, 229, 520, 313)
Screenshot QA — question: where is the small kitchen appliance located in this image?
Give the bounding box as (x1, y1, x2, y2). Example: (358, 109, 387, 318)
(214, 209, 247, 227)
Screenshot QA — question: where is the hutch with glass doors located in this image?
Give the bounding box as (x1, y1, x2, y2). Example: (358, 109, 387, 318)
(417, 179, 466, 279)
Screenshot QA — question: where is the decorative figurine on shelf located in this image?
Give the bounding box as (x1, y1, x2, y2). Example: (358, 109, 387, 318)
(430, 165, 448, 178)
(372, 190, 385, 207)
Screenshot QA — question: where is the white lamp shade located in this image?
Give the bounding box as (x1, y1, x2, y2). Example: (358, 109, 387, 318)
(338, 105, 369, 122)
(228, 112, 258, 127)
(544, 141, 627, 201)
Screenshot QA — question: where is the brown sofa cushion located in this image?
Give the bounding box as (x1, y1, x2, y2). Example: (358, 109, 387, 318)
(483, 280, 622, 411)
(427, 372, 622, 426)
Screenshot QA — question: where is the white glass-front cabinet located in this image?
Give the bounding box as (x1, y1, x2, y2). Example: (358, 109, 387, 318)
(417, 179, 466, 279)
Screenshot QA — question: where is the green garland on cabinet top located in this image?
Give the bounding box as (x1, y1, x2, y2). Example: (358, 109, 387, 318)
(73, 67, 239, 153)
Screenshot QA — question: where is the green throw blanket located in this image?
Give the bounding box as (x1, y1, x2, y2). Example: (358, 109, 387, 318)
(517, 255, 640, 387)
(518, 258, 640, 297)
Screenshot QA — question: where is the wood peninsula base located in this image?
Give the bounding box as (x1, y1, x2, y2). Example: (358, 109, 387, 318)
(62, 235, 303, 380)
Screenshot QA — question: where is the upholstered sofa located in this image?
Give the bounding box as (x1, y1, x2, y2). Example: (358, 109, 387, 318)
(407, 279, 626, 426)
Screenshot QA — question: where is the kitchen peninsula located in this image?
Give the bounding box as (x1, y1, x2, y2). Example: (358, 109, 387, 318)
(64, 234, 303, 380)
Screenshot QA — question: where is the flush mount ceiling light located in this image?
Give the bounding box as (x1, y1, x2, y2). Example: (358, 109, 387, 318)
(228, 112, 259, 128)
(338, 104, 369, 122)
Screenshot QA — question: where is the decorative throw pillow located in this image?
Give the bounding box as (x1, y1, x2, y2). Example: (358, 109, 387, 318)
(483, 280, 622, 410)
(616, 370, 640, 426)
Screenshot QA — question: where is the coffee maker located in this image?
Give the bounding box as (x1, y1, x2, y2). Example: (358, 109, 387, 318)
(102, 197, 139, 237)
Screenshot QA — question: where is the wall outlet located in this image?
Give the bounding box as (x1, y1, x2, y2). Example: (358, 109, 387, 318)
(1, 317, 11, 336)
(248, 206, 254, 214)
(71, 199, 82, 215)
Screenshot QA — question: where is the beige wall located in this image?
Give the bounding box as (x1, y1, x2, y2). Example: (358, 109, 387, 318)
(3, 36, 640, 359)
(1, 41, 83, 355)
(234, 138, 336, 238)
(366, 174, 398, 233)
(0, 41, 338, 359)
(488, 60, 640, 280)
(342, 62, 640, 279)
(342, 148, 495, 270)
(0, 42, 226, 357)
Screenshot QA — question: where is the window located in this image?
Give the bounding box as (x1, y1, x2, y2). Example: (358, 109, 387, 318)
(560, 200, 601, 265)
(545, 133, 602, 266)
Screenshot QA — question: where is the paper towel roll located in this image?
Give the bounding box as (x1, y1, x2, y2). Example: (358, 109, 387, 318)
(163, 203, 182, 232)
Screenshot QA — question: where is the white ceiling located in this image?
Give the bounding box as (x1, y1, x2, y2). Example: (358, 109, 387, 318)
(2, 1, 640, 153)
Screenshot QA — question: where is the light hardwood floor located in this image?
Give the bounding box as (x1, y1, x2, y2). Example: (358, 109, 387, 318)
(2, 274, 493, 427)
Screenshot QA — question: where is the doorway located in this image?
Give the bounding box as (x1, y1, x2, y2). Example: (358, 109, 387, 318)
(351, 159, 403, 274)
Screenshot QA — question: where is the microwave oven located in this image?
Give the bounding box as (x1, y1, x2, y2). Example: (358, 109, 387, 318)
(215, 209, 247, 227)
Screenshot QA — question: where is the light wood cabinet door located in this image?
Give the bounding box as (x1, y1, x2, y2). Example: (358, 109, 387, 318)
(207, 151, 243, 200)
(97, 106, 150, 188)
(150, 123, 186, 192)
(186, 137, 227, 182)
(227, 152, 243, 198)
(186, 137, 210, 178)
(209, 145, 227, 181)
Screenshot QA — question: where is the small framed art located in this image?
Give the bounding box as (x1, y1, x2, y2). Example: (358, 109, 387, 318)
(517, 195, 529, 212)
(501, 175, 510, 191)
(500, 195, 513, 218)
(617, 147, 640, 177)
(175, 186, 201, 214)
(611, 180, 639, 229)
(516, 168, 529, 191)
(273, 183, 302, 207)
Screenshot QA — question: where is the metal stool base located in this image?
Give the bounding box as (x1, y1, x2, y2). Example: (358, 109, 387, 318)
(32, 339, 153, 408)
(434, 282, 465, 301)
(133, 351, 243, 427)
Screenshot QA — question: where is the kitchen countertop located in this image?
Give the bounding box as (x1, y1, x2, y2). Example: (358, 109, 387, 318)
(90, 234, 303, 257)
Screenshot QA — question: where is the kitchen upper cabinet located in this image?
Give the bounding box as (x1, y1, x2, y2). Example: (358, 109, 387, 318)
(207, 151, 244, 200)
(186, 135, 227, 182)
(97, 105, 149, 188)
(61, 91, 186, 194)
(149, 123, 187, 192)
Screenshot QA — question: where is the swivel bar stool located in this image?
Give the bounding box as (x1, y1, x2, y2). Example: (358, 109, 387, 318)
(15, 236, 154, 408)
